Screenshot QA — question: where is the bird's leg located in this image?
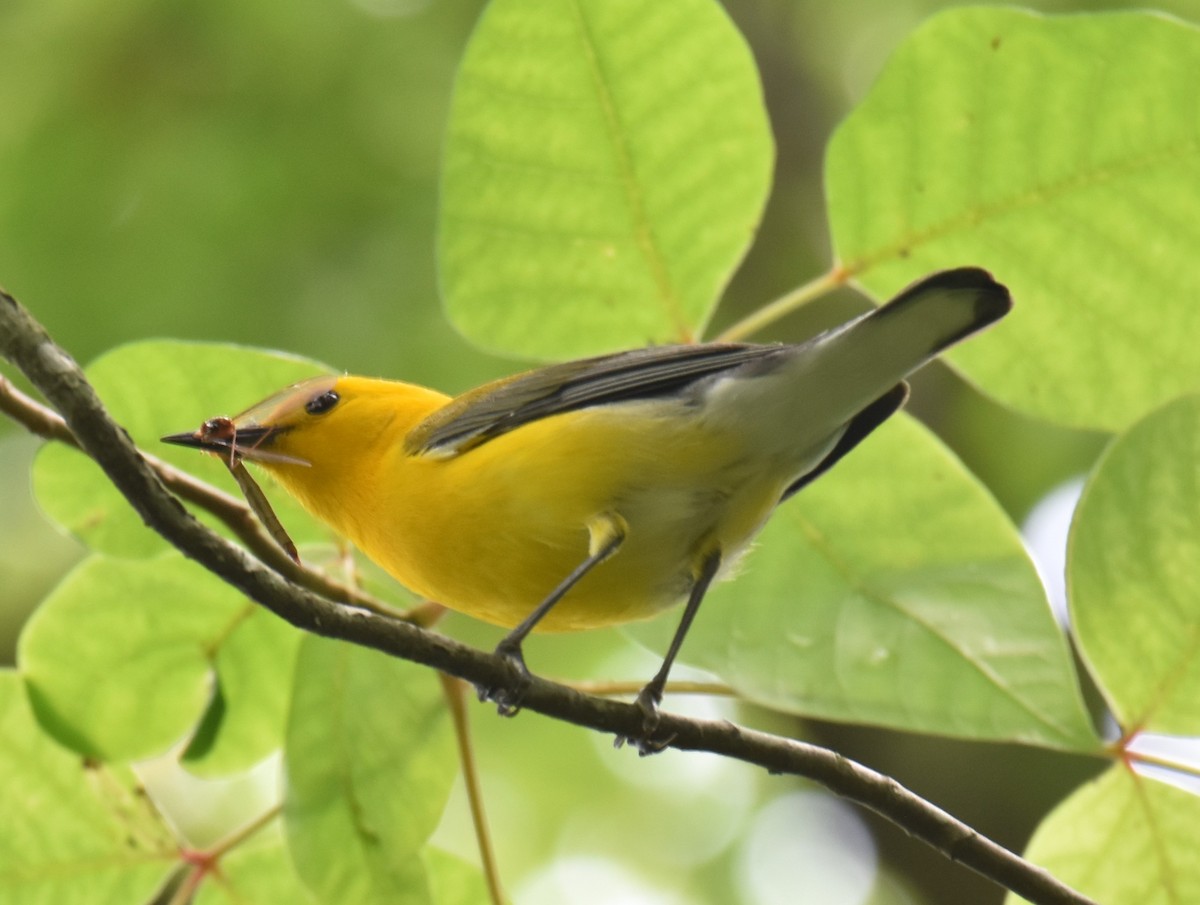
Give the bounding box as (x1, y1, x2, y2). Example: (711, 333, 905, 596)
(617, 548, 722, 755)
(480, 514, 627, 716)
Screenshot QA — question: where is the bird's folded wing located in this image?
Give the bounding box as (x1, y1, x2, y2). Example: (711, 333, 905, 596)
(406, 342, 783, 456)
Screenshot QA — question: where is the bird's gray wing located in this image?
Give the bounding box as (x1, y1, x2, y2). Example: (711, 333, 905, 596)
(406, 342, 784, 456)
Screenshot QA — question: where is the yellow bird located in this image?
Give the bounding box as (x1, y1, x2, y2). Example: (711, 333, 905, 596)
(164, 268, 1010, 744)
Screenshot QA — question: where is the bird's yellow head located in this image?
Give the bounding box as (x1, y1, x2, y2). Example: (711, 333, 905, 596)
(163, 374, 452, 541)
(162, 374, 450, 507)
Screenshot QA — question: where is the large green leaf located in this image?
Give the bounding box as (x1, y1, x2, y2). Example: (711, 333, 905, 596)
(440, 0, 773, 357)
(827, 10, 1200, 430)
(633, 414, 1097, 751)
(1068, 394, 1200, 736)
(19, 554, 300, 766)
(0, 671, 175, 904)
(1007, 766, 1200, 905)
(33, 340, 331, 557)
(284, 637, 457, 905)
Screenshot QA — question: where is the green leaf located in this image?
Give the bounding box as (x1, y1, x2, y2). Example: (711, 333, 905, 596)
(633, 414, 1097, 750)
(19, 554, 300, 765)
(285, 637, 457, 905)
(195, 836, 317, 905)
(33, 339, 331, 557)
(1068, 394, 1200, 736)
(827, 10, 1200, 430)
(0, 671, 176, 904)
(1007, 766, 1200, 905)
(181, 603, 304, 776)
(423, 848, 491, 905)
(440, 0, 773, 357)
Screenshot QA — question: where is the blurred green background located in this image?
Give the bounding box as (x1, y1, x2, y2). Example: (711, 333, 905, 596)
(3, 1, 1191, 903)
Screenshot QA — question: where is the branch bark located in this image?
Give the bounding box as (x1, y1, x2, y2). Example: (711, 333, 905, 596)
(0, 372, 424, 621)
(0, 289, 1096, 905)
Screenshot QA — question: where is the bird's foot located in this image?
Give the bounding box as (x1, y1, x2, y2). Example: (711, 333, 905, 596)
(613, 680, 676, 756)
(477, 638, 532, 717)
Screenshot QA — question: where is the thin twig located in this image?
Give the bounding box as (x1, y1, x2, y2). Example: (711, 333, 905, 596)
(0, 374, 77, 441)
(0, 289, 1098, 905)
(440, 675, 506, 905)
(0, 374, 406, 620)
(567, 679, 736, 698)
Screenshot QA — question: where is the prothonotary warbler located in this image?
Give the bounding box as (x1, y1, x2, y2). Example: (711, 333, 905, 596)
(164, 267, 1011, 748)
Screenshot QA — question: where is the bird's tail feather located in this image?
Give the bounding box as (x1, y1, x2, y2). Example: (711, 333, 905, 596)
(712, 267, 1012, 457)
(786, 266, 1011, 420)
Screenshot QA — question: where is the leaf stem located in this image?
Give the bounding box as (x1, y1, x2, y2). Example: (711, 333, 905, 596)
(715, 266, 850, 342)
(440, 674, 506, 905)
(206, 802, 284, 861)
(567, 679, 736, 698)
(1125, 747, 1200, 780)
(167, 867, 205, 905)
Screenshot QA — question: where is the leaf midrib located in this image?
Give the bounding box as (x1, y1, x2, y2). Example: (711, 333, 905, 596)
(843, 135, 1200, 276)
(788, 507, 1092, 748)
(570, 0, 692, 341)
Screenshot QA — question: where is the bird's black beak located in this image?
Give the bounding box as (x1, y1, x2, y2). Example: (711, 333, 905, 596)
(160, 430, 210, 450)
(161, 427, 280, 451)
(161, 420, 305, 465)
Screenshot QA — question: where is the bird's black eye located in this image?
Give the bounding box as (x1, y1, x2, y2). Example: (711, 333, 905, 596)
(305, 390, 340, 415)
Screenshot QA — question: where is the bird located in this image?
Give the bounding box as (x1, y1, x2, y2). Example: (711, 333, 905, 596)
(163, 267, 1011, 749)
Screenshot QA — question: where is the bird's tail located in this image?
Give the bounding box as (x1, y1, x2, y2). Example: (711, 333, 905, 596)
(819, 266, 1008, 392)
(833, 267, 1013, 380)
(716, 267, 1012, 458)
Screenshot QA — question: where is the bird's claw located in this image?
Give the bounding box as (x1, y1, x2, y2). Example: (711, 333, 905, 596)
(477, 639, 532, 717)
(613, 681, 675, 755)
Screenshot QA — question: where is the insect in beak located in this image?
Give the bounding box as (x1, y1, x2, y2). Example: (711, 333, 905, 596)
(161, 417, 310, 467)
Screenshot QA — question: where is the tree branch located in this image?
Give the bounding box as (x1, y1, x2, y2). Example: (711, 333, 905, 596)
(0, 289, 1096, 905)
(0, 372, 427, 622)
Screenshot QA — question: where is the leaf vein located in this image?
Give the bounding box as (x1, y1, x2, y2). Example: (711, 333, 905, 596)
(570, 0, 691, 341)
